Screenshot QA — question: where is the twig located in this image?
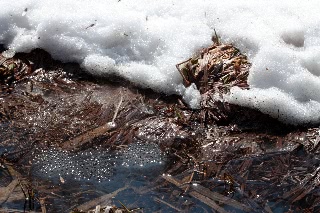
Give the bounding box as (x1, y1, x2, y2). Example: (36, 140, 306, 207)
(191, 184, 251, 212)
(62, 91, 124, 150)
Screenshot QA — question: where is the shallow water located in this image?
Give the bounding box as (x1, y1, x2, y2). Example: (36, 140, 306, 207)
(0, 141, 251, 212)
(28, 143, 213, 212)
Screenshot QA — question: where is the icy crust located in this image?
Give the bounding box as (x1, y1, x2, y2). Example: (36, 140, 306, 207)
(1, 0, 320, 123)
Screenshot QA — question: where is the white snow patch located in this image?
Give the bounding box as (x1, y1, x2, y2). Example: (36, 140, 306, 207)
(0, 0, 320, 124)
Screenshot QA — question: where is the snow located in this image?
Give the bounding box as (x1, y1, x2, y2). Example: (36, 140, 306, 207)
(0, 0, 320, 124)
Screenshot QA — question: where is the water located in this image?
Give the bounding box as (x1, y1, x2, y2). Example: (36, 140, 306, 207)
(32, 142, 166, 182)
(29, 142, 172, 212)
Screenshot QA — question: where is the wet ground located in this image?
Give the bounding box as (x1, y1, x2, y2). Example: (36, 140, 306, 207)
(0, 48, 319, 213)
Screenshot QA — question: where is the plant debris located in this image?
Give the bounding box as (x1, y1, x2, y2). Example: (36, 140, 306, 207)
(0, 49, 32, 94)
(0, 45, 319, 213)
(176, 41, 251, 125)
(176, 43, 250, 94)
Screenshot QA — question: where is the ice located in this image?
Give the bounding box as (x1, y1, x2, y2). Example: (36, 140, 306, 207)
(1, 0, 320, 124)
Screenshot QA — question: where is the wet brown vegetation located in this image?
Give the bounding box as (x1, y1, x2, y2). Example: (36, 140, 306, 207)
(0, 44, 319, 212)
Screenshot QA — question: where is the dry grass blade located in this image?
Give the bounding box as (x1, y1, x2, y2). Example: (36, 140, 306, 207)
(1, 159, 22, 179)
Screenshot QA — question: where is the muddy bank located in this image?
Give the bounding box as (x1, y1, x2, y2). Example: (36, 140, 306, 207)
(0, 48, 319, 212)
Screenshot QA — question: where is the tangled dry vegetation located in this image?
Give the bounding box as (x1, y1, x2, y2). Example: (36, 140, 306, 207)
(0, 42, 319, 213)
(176, 43, 250, 93)
(177, 41, 251, 125)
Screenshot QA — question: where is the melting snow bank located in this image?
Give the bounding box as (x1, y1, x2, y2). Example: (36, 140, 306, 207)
(1, 0, 320, 124)
(226, 41, 320, 125)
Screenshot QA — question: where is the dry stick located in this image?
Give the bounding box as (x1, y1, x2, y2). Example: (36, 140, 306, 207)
(191, 184, 251, 212)
(162, 175, 251, 212)
(0, 159, 25, 205)
(62, 93, 123, 150)
(117, 200, 132, 212)
(3, 159, 22, 178)
(62, 123, 115, 149)
(154, 197, 182, 212)
(0, 179, 19, 205)
(162, 175, 226, 213)
(264, 203, 273, 213)
(75, 185, 128, 212)
(183, 171, 195, 193)
(39, 198, 47, 213)
(162, 175, 183, 188)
